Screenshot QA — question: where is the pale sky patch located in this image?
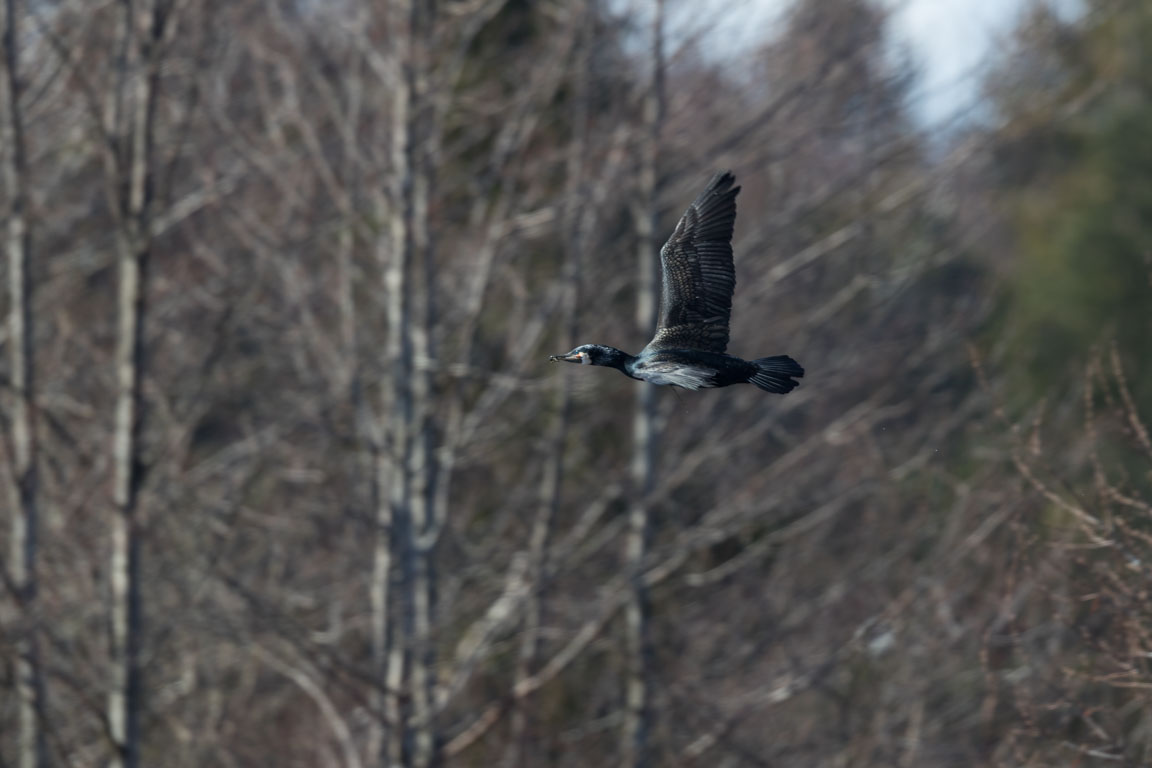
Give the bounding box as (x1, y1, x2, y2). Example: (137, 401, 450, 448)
(889, 0, 1027, 125)
(685, 0, 1033, 126)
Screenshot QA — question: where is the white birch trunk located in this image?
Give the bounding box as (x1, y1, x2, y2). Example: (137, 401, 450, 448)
(2, 0, 44, 764)
(109, 2, 161, 766)
(409, 26, 438, 763)
(373, 1, 420, 764)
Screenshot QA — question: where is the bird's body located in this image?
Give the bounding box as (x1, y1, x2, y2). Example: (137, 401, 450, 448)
(563, 344, 800, 393)
(551, 171, 804, 394)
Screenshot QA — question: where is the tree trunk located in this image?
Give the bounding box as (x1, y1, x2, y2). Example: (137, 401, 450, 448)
(2, 0, 44, 764)
(108, 2, 162, 766)
(372, 1, 423, 764)
(409, 26, 439, 764)
(625, 3, 664, 767)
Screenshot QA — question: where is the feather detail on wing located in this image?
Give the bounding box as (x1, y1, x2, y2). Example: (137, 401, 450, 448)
(629, 359, 716, 390)
(643, 171, 740, 354)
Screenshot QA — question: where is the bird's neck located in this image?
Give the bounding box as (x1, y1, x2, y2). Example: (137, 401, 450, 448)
(598, 346, 636, 373)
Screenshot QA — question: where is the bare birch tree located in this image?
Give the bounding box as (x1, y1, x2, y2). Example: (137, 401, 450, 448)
(408, 9, 440, 764)
(107, 1, 170, 765)
(1, 0, 43, 765)
(372, 1, 429, 763)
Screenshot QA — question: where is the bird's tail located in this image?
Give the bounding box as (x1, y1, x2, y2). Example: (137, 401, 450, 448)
(749, 355, 804, 394)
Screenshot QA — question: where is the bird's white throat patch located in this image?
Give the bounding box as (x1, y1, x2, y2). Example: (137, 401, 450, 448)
(580, 353, 592, 365)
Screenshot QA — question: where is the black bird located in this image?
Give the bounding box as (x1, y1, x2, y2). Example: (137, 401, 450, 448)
(550, 171, 803, 393)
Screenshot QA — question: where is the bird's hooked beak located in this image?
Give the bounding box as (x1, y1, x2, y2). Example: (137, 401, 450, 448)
(550, 352, 583, 363)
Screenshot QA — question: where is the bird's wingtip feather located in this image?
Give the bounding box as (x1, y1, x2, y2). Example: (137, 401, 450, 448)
(705, 170, 739, 197)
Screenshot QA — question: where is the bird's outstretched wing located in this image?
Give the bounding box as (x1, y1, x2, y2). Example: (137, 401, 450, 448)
(643, 171, 740, 354)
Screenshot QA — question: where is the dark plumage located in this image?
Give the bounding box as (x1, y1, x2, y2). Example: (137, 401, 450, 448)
(550, 171, 804, 394)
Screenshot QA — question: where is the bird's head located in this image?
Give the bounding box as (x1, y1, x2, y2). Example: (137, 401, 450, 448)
(549, 344, 622, 367)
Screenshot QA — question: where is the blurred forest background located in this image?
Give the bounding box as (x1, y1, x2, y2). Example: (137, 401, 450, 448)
(2, 0, 1152, 766)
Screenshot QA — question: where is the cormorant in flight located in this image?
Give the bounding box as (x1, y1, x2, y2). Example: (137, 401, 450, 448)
(550, 171, 803, 393)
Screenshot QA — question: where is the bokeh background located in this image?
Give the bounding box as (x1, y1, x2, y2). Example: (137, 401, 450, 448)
(3, 0, 1152, 766)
